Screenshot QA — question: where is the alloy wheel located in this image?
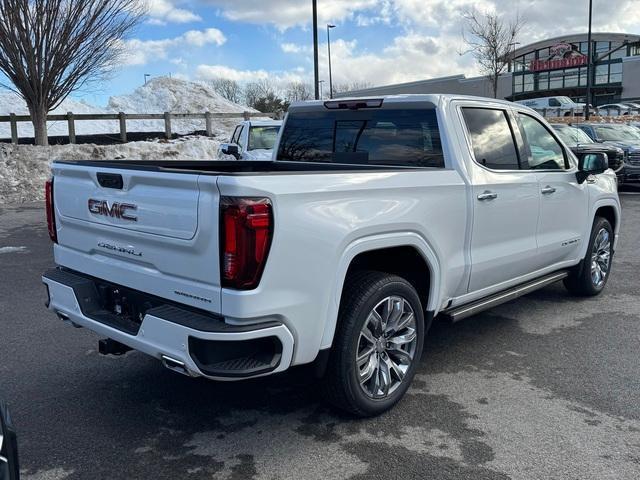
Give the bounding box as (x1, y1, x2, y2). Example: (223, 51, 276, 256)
(356, 295, 418, 399)
(591, 227, 611, 288)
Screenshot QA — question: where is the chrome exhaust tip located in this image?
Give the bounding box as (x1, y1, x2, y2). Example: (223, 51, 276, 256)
(161, 355, 191, 376)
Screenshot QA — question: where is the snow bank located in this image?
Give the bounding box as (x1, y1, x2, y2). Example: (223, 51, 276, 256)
(0, 136, 221, 204)
(0, 77, 259, 138)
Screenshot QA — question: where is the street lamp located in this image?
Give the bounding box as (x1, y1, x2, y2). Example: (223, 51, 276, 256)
(312, 0, 320, 100)
(585, 0, 594, 120)
(327, 24, 336, 99)
(144, 74, 151, 85)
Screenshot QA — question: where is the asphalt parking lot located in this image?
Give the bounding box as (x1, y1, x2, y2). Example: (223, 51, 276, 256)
(1, 188, 639, 480)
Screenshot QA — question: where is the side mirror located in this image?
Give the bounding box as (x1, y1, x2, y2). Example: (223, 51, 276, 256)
(576, 152, 608, 184)
(0, 400, 20, 480)
(221, 144, 240, 159)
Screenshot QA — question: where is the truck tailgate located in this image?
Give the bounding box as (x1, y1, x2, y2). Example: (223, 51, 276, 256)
(51, 163, 222, 312)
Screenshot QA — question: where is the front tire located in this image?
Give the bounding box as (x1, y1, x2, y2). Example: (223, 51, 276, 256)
(321, 271, 425, 417)
(564, 217, 613, 296)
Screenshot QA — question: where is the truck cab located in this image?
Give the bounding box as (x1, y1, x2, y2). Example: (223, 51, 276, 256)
(218, 120, 282, 161)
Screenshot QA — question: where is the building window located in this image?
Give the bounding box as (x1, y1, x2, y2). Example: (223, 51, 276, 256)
(523, 74, 534, 92)
(549, 71, 563, 89)
(595, 64, 609, 85)
(537, 71, 549, 91)
(579, 66, 588, 86)
(513, 74, 524, 93)
(610, 42, 625, 60)
(564, 68, 579, 87)
(595, 41, 610, 61)
(630, 43, 640, 56)
(609, 62, 623, 83)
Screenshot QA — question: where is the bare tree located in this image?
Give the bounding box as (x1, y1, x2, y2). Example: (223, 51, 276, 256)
(332, 81, 373, 96)
(462, 10, 523, 98)
(210, 77, 243, 104)
(0, 0, 145, 145)
(284, 82, 313, 103)
(244, 79, 283, 111)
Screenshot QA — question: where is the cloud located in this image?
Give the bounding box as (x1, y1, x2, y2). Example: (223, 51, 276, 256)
(136, 0, 640, 96)
(146, 0, 201, 24)
(280, 43, 312, 54)
(196, 64, 306, 86)
(201, 0, 379, 29)
(122, 28, 227, 66)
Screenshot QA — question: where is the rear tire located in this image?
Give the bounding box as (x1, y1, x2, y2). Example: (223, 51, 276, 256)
(564, 217, 613, 296)
(321, 271, 425, 417)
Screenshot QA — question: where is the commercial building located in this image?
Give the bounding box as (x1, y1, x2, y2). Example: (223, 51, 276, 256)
(340, 33, 640, 106)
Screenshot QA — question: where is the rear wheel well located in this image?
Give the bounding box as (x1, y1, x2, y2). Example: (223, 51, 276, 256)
(344, 247, 431, 308)
(595, 206, 616, 233)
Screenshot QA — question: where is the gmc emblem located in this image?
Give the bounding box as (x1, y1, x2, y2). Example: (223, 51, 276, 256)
(88, 199, 138, 222)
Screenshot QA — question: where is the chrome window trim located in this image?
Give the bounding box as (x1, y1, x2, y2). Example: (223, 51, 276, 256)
(455, 102, 578, 174)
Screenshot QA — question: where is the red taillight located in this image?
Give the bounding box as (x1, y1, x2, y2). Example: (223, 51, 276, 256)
(220, 197, 273, 290)
(45, 178, 57, 243)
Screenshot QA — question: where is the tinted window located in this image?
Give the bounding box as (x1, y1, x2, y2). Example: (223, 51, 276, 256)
(518, 114, 567, 170)
(553, 126, 594, 145)
(276, 109, 444, 168)
(248, 126, 280, 151)
(462, 108, 520, 170)
(594, 125, 640, 142)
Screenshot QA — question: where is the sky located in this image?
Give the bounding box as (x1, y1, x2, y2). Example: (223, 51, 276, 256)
(75, 0, 640, 106)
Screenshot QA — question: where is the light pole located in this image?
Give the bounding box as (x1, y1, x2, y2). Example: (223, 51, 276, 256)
(327, 24, 336, 99)
(312, 0, 320, 100)
(585, 0, 594, 120)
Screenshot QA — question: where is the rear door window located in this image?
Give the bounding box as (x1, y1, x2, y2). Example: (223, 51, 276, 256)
(276, 109, 444, 168)
(517, 114, 568, 170)
(461, 108, 520, 170)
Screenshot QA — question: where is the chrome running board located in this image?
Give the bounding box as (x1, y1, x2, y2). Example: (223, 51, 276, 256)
(443, 271, 569, 323)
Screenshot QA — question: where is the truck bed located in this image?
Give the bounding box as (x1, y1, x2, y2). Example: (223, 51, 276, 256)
(53, 160, 426, 176)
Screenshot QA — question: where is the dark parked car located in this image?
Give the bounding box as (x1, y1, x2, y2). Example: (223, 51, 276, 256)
(552, 124, 624, 178)
(575, 123, 640, 183)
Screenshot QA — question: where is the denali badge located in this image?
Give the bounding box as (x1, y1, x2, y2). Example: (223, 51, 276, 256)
(88, 199, 137, 221)
(98, 242, 142, 257)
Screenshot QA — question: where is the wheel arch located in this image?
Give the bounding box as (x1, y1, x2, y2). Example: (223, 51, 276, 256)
(320, 233, 442, 350)
(579, 198, 621, 258)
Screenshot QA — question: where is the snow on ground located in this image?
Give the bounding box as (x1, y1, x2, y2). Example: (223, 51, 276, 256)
(0, 136, 222, 205)
(0, 77, 259, 138)
(0, 77, 269, 205)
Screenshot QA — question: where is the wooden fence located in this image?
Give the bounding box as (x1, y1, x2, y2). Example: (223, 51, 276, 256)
(0, 111, 278, 144)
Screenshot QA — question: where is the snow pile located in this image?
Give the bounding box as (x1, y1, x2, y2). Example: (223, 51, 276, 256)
(0, 136, 221, 204)
(0, 77, 260, 138)
(107, 77, 258, 135)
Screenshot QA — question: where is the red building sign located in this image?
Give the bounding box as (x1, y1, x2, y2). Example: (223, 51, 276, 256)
(528, 42, 588, 72)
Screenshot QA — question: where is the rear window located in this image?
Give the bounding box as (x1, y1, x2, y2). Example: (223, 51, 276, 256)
(248, 126, 280, 151)
(276, 109, 444, 168)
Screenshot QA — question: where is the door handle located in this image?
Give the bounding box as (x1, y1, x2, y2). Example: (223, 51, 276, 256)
(541, 186, 557, 195)
(477, 191, 498, 201)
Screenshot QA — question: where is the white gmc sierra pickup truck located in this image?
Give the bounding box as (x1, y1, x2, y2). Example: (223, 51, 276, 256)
(43, 95, 621, 416)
